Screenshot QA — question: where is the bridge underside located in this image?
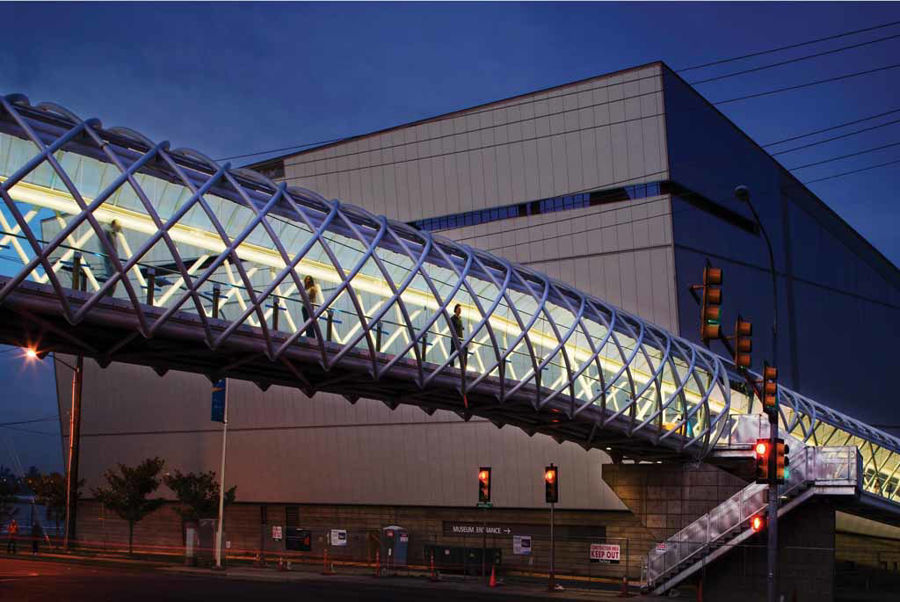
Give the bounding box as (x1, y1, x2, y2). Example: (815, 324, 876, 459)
(0, 277, 691, 462)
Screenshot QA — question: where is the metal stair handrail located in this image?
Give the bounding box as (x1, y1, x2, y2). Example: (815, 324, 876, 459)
(645, 443, 856, 586)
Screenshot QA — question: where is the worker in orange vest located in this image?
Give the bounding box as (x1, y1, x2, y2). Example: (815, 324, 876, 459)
(6, 518, 18, 554)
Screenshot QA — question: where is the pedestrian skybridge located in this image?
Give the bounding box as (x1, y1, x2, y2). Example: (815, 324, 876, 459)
(1, 94, 899, 507)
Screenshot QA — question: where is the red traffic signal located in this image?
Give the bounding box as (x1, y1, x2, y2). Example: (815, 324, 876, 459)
(544, 464, 559, 504)
(478, 467, 492, 503)
(750, 514, 765, 533)
(754, 439, 770, 484)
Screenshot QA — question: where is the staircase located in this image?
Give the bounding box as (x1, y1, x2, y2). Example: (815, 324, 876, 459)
(644, 439, 860, 595)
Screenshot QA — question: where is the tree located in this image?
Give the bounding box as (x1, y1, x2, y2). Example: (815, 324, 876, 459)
(25, 470, 80, 538)
(162, 470, 236, 524)
(92, 457, 165, 554)
(0, 465, 21, 525)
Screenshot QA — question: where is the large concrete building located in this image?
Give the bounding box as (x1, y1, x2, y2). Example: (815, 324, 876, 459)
(57, 62, 899, 586)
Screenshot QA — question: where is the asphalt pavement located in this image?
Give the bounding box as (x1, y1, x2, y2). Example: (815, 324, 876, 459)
(0, 556, 653, 601)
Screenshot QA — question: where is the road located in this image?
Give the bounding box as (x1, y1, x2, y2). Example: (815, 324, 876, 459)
(0, 556, 631, 601)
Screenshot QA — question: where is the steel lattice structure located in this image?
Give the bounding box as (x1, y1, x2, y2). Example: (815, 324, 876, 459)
(1, 94, 899, 501)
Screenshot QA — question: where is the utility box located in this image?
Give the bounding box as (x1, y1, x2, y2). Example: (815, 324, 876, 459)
(381, 526, 408, 568)
(285, 527, 311, 552)
(184, 525, 199, 566)
(197, 518, 220, 567)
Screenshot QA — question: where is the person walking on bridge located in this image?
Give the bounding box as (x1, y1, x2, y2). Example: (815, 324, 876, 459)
(6, 518, 18, 554)
(31, 520, 42, 555)
(450, 303, 467, 370)
(302, 275, 323, 338)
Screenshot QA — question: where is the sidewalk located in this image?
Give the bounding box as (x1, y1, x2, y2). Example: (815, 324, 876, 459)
(4, 549, 664, 599)
(168, 563, 656, 599)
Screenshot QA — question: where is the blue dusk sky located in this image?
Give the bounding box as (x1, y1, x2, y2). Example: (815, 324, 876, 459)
(1, 2, 899, 472)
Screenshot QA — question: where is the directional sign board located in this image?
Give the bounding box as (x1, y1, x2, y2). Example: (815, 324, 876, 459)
(211, 378, 227, 423)
(443, 521, 605, 539)
(589, 543, 620, 564)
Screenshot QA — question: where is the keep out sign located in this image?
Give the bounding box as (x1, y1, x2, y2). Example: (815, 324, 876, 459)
(589, 543, 620, 564)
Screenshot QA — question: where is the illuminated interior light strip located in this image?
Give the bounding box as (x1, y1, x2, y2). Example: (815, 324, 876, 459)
(5, 178, 724, 412)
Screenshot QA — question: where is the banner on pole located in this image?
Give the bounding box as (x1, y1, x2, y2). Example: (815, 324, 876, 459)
(211, 378, 227, 422)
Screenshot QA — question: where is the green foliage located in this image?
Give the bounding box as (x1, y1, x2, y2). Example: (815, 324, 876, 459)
(0, 465, 21, 523)
(162, 470, 236, 523)
(25, 470, 79, 531)
(92, 457, 165, 553)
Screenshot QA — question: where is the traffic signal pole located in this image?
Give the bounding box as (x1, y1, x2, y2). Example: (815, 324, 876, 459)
(63, 354, 83, 550)
(215, 380, 229, 569)
(544, 464, 558, 591)
(735, 186, 778, 602)
(549, 502, 555, 590)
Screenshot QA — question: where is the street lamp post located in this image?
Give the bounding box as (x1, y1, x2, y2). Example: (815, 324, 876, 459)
(734, 185, 778, 602)
(26, 348, 83, 550)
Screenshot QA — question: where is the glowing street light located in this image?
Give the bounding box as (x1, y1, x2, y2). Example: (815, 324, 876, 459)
(21, 346, 83, 550)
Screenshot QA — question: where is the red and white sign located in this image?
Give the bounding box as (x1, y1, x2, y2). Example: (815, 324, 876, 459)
(589, 543, 620, 564)
(655, 542, 667, 554)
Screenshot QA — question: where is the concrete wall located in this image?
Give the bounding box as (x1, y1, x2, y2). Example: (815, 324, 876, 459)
(76, 499, 651, 580)
(702, 500, 836, 602)
(601, 463, 746, 541)
(59, 358, 626, 511)
(283, 65, 668, 222)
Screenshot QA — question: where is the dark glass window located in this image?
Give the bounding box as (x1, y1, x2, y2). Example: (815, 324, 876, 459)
(409, 179, 667, 232)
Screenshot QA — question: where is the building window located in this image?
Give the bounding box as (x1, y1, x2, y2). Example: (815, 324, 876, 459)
(409, 181, 667, 233)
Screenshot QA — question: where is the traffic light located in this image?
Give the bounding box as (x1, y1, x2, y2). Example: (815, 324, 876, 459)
(754, 439, 770, 484)
(750, 514, 765, 533)
(775, 440, 790, 483)
(478, 467, 492, 503)
(544, 464, 559, 504)
(762, 362, 778, 414)
(700, 266, 723, 342)
(734, 316, 752, 368)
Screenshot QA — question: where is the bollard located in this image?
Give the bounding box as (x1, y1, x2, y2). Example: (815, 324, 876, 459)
(321, 548, 335, 575)
(618, 575, 631, 598)
(374, 550, 381, 578)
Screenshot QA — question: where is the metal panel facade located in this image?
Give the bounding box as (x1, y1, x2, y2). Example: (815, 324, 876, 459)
(284, 65, 668, 222)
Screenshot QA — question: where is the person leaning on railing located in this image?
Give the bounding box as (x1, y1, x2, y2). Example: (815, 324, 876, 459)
(450, 304, 467, 370)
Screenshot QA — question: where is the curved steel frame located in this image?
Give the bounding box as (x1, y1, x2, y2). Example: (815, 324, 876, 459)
(0, 94, 898, 500)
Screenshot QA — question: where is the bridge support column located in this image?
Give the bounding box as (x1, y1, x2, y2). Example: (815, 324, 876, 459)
(602, 462, 746, 541)
(701, 499, 835, 602)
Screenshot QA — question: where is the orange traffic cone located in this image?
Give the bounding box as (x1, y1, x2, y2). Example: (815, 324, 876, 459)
(429, 552, 440, 582)
(489, 564, 497, 588)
